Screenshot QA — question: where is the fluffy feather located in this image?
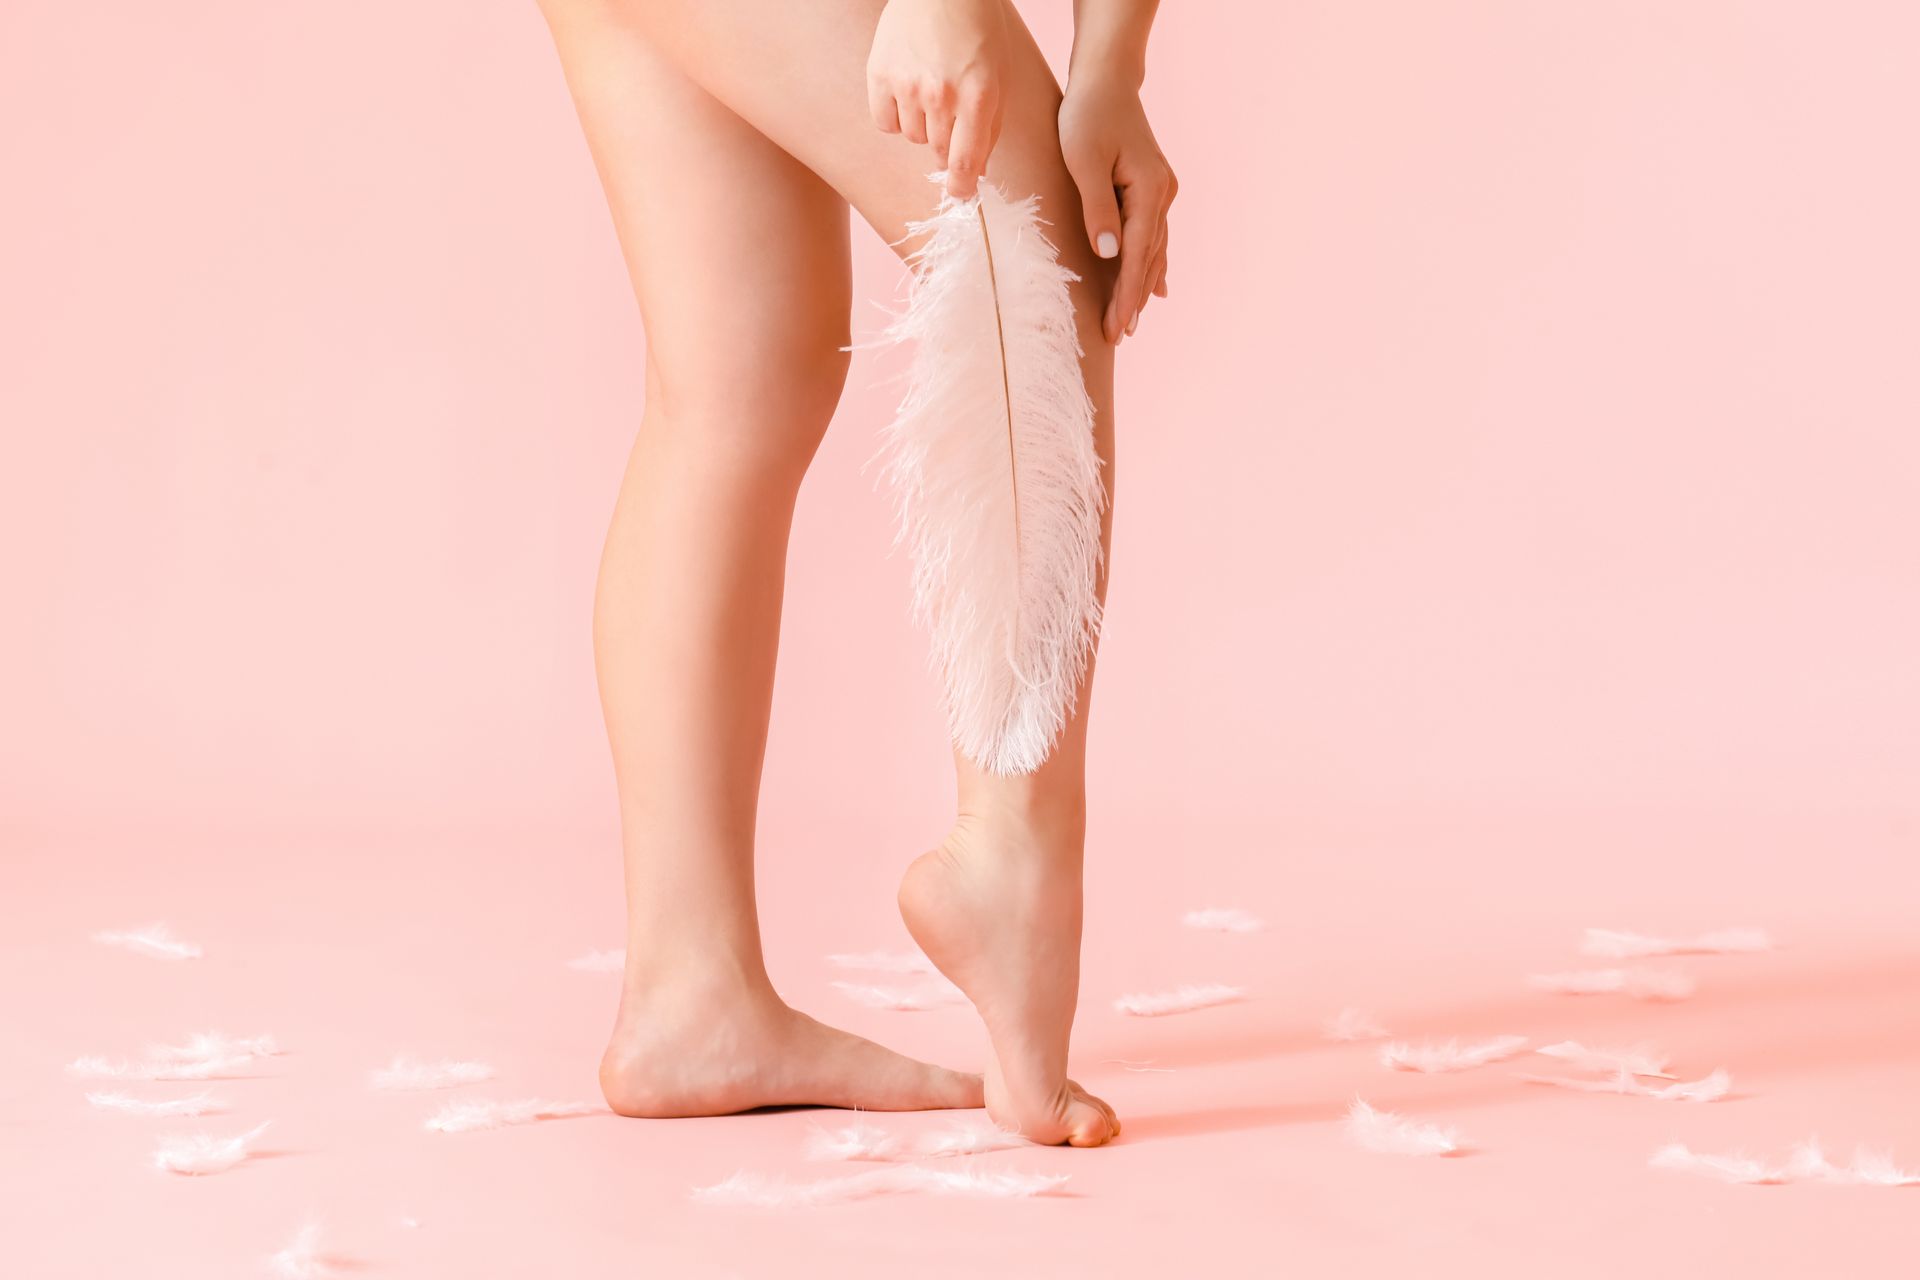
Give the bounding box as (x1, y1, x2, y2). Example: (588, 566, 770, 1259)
(802, 1117, 1027, 1162)
(1181, 908, 1265, 934)
(267, 1224, 333, 1279)
(1581, 927, 1772, 958)
(423, 1098, 604, 1133)
(370, 1056, 494, 1091)
(1649, 1142, 1784, 1184)
(917, 1118, 1028, 1157)
(872, 178, 1105, 775)
(1519, 1067, 1731, 1102)
(826, 950, 937, 974)
(1528, 968, 1695, 1000)
(1658, 1139, 1920, 1186)
(566, 949, 624, 973)
(149, 1032, 281, 1061)
(1323, 1008, 1392, 1042)
(804, 1122, 903, 1162)
(71, 1055, 252, 1081)
(91, 923, 202, 960)
(1380, 1035, 1528, 1073)
(831, 979, 968, 1012)
(1101, 1058, 1175, 1073)
(1535, 1040, 1674, 1078)
(86, 1090, 222, 1117)
(152, 1122, 270, 1175)
(70, 1030, 280, 1081)
(1112, 984, 1246, 1017)
(1786, 1142, 1920, 1187)
(691, 1164, 1068, 1207)
(1345, 1099, 1459, 1156)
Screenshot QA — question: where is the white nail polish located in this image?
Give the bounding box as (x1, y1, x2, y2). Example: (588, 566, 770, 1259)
(1096, 232, 1119, 259)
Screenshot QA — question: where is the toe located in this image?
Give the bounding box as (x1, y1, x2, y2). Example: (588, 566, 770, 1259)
(1067, 1079, 1119, 1135)
(1085, 1090, 1121, 1136)
(1064, 1096, 1117, 1147)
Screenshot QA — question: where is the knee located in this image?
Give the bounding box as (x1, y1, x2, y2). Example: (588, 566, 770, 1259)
(651, 330, 851, 477)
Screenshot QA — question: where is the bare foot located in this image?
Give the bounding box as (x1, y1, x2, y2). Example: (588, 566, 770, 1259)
(600, 977, 982, 1117)
(897, 817, 1120, 1147)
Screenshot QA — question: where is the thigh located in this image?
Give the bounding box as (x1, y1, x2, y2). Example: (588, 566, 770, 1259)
(541, 2, 855, 446)
(626, 0, 1115, 406)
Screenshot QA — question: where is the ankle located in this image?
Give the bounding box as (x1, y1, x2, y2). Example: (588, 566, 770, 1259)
(953, 800, 1085, 855)
(614, 950, 778, 1022)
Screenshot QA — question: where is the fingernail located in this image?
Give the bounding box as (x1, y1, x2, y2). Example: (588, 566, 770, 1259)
(1126, 312, 1138, 336)
(1096, 232, 1119, 259)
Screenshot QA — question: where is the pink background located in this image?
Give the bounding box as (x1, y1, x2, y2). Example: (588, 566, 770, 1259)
(4, 1, 1917, 1276)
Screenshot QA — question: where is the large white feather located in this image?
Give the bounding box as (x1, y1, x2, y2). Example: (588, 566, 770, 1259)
(874, 177, 1104, 775)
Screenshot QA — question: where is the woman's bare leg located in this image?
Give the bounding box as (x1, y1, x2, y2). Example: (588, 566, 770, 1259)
(540, 4, 980, 1117)
(622, 0, 1121, 1145)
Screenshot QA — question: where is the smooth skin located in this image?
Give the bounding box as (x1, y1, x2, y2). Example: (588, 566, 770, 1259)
(537, 0, 1172, 1146)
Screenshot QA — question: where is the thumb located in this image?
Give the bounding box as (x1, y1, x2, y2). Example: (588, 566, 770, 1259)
(1069, 157, 1122, 262)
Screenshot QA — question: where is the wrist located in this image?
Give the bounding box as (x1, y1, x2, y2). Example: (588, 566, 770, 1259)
(1067, 40, 1147, 93)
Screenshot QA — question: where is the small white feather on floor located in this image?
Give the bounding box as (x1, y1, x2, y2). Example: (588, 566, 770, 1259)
(1582, 927, 1773, 959)
(87, 1090, 223, 1117)
(1528, 968, 1695, 1000)
(1785, 1141, 1920, 1186)
(150, 1032, 282, 1061)
(370, 1056, 494, 1091)
(691, 1165, 1068, 1207)
(1654, 1139, 1920, 1186)
(1323, 1008, 1391, 1041)
(801, 1117, 1028, 1162)
(71, 1054, 256, 1082)
(267, 1223, 333, 1279)
(1181, 908, 1265, 933)
(826, 950, 937, 974)
(830, 980, 968, 1011)
(71, 1030, 282, 1081)
(152, 1122, 271, 1175)
(1380, 1035, 1528, 1073)
(1520, 1067, 1731, 1102)
(566, 949, 624, 973)
(1112, 984, 1247, 1017)
(1101, 1058, 1175, 1073)
(1345, 1099, 1459, 1156)
(1535, 1040, 1674, 1078)
(804, 1122, 903, 1162)
(424, 1098, 606, 1133)
(918, 1118, 1027, 1158)
(1650, 1142, 1783, 1184)
(91, 923, 202, 961)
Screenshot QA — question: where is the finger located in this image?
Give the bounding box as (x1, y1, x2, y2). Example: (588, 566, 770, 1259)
(944, 87, 998, 199)
(868, 78, 900, 134)
(897, 97, 928, 146)
(927, 104, 955, 169)
(1112, 183, 1165, 341)
(1137, 221, 1168, 318)
(1136, 218, 1167, 310)
(1067, 156, 1123, 282)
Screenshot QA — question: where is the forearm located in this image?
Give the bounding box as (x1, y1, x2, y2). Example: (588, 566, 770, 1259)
(1068, 0, 1160, 90)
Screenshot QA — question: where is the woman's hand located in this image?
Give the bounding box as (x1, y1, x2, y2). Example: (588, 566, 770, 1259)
(1058, 74, 1176, 344)
(867, 0, 1010, 199)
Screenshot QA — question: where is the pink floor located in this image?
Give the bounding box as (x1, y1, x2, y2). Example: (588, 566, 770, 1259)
(7, 809, 1915, 1277)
